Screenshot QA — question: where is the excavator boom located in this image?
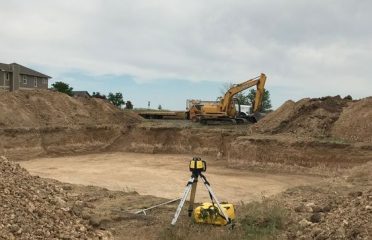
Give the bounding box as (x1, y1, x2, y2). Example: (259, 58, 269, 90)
(221, 73, 266, 115)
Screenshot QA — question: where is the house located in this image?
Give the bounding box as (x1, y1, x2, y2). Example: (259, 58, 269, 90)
(0, 63, 51, 92)
(72, 91, 91, 98)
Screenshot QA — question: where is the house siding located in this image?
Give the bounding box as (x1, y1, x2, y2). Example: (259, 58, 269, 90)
(0, 72, 11, 90)
(0, 63, 50, 92)
(19, 75, 48, 90)
(0, 72, 4, 87)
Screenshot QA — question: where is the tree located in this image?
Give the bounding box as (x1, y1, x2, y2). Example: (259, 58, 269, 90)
(158, 105, 162, 110)
(125, 100, 133, 109)
(108, 92, 125, 107)
(219, 83, 249, 105)
(92, 92, 107, 99)
(234, 92, 249, 105)
(52, 81, 73, 96)
(247, 89, 272, 112)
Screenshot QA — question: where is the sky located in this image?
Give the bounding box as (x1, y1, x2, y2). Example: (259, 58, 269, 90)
(0, 0, 371, 110)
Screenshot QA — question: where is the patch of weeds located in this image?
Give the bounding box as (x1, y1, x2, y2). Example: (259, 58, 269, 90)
(158, 199, 287, 240)
(239, 199, 287, 239)
(158, 220, 241, 240)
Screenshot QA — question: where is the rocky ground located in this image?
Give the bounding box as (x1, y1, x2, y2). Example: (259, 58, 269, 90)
(1, 153, 371, 240)
(277, 162, 372, 240)
(0, 156, 112, 240)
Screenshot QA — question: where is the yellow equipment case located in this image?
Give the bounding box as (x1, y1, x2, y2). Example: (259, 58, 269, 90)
(193, 202, 235, 226)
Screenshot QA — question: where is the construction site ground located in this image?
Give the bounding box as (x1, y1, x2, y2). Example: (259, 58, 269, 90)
(20, 152, 321, 203)
(1, 91, 371, 239)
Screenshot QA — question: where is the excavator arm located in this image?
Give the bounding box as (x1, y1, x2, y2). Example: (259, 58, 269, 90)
(221, 73, 267, 116)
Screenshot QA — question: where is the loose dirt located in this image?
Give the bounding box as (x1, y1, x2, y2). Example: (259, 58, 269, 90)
(20, 152, 321, 203)
(332, 97, 372, 143)
(0, 156, 110, 240)
(254, 96, 351, 138)
(0, 90, 141, 128)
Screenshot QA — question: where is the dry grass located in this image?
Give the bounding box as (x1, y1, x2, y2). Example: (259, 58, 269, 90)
(157, 199, 287, 240)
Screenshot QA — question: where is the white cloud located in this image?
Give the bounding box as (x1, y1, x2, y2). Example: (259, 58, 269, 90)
(0, 0, 371, 98)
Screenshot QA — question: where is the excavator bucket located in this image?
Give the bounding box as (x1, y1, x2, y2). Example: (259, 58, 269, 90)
(249, 112, 265, 123)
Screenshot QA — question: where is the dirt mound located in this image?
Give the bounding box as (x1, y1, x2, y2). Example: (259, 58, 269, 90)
(254, 96, 350, 138)
(0, 90, 141, 128)
(332, 97, 372, 143)
(0, 156, 111, 239)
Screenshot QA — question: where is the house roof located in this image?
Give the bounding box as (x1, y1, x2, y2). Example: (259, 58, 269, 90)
(72, 91, 91, 97)
(0, 63, 51, 78)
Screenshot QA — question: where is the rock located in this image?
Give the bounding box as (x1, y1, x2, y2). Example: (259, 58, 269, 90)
(349, 191, 363, 197)
(27, 203, 36, 213)
(305, 202, 315, 208)
(299, 218, 313, 228)
(295, 204, 313, 213)
(365, 205, 372, 211)
(311, 227, 322, 237)
(335, 227, 346, 238)
(294, 205, 306, 212)
(321, 205, 331, 212)
(54, 196, 66, 206)
(4, 188, 10, 195)
(310, 213, 322, 223)
(89, 215, 102, 227)
(62, 185, 73, 191)
(312, 206, 323, 213)
(9, 224, 19, 233)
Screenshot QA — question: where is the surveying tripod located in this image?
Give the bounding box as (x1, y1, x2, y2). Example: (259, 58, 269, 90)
(171, 157, 230, 225)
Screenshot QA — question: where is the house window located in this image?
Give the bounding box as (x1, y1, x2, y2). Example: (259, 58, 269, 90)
(6, 73, 9, 80)
(23, 76, 27, 84)
(42, 78, 47, 84)
(34, 77, 38, 87)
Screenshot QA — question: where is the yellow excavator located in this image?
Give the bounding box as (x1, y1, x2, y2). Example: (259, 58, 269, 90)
(190, 73, 267, 124)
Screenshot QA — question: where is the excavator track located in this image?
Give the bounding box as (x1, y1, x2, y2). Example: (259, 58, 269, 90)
(200, 117, 255, 125)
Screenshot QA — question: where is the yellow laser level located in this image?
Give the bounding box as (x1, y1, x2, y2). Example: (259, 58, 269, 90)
(189, 157, 206, 173)
(171, 156, 233, 226)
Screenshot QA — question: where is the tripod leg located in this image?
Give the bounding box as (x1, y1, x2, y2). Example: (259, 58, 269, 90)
(171, 177, 194, 225)
(188, 179, 198, 217)
(200, 176, 230, 224)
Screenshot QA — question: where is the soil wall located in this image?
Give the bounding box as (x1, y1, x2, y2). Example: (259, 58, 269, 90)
(107, 126, 237, 157)
(108, 126, 372, 169)
(0, 126, 123, 160)
(227, 136, 372, 169)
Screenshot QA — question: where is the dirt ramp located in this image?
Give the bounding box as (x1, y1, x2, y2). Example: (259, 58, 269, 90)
(332, 97, 372, 143)
(0, 90, 141, 128)
(254, 96, 350, 138)
(0, 90, 142, 160)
